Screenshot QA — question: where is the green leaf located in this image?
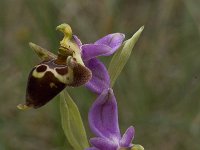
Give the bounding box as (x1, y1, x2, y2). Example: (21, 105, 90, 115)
(60, 90, 89, 150)
(108, 26, 144, 87)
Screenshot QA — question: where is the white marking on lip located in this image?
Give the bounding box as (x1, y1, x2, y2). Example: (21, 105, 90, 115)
(32, 65, 74, 84)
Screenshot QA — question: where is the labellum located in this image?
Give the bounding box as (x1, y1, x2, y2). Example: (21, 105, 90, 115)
(18, 24, 92, 109)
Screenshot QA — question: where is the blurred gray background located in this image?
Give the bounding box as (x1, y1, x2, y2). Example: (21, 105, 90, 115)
(0, 0, 200, 149)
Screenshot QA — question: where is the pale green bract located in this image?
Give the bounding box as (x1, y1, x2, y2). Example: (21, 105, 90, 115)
(60, 90, 89, 150)
(131, 144, 145, 150)
(108, 26, 144, 87)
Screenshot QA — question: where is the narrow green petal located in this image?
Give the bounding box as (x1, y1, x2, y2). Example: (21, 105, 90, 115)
(108, 26, 144, 87)
(29, 42, 57, 60)
(60, 90, 89, 150)
(131, 144, 144, 150)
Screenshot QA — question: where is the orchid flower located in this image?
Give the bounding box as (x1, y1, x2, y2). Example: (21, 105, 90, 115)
(73, 33, 125, 94)
(86, 88, 137, 150)
(27, 24, 125, 95)
(26, 23, 144, 150)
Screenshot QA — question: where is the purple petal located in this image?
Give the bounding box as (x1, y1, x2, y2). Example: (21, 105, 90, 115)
(84, 58, 110, 94)
(88, 88, 121, 140)
(81, 44, 112, 61)
(90, 137, 118, 150)
(120, 126, 135, 147)
(94, 33, 125, 56)
(73, 35, 82, 48)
